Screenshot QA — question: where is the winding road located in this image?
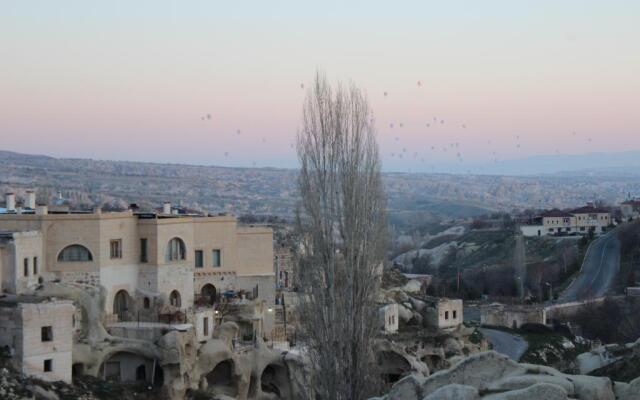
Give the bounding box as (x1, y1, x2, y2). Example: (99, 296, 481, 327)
(479, 328, 528, 361)
(558, 230, 621, 303)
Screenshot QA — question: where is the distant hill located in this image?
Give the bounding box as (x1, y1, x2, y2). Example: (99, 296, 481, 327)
(1, 150, 640, 222)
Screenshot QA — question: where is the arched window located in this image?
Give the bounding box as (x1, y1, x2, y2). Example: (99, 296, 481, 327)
(58, 245, 93, 262)
(166, 238, 186, 262)
(169, 290, 181, 307)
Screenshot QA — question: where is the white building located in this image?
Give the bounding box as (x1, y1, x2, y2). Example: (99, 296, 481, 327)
(379, 303, 399, 334)
(520, 204, 611, 237)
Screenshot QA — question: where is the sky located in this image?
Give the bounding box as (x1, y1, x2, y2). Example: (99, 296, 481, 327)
(1, 1, 639, 172)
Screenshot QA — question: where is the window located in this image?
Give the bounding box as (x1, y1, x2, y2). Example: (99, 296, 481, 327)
(445, 311, 449, 320)
(44, 359, 52, 372)
(110, 239, 122, 259)
(41, 326, 53, 342)
(169, 290, 181, 307)
(58, 245, 93, 262)
(203, 317, 209, 336)
(33, 256, 38, 275)
(166, 238, 186, 261)
(212, 249, 221, 267)
(453, 310, 457, 319)
(140, 238, 148, 263)
(24, 258, 29, 277)
(143, 297, 150, 309)
(195, 250, 203, 268)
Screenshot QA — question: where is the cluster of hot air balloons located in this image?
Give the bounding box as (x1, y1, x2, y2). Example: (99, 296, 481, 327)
(197, 78, 597, 172)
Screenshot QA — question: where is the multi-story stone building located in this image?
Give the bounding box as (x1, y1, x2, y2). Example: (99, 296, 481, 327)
(0, 196, 276, 344)
(569, 204, 611, 234)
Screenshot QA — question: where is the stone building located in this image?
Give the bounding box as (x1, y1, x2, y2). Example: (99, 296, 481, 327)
(0, 230, 43, 294)
(0, 193, 278, 386)
(274, 241, 294, 290)
(379, 303, 399, 334)
(480, 303, 546, 329)
(621, 199, 640, 221)
(0, 200, 275, 336)
(423, 297, 463, 331)
(0, 295, 75, 383)
(520, 203, 611, 237)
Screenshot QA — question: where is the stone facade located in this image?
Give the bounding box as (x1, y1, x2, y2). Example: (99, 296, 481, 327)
(274, 242, 294, 290)
(380, 303, 399, 333)
(0, 231, 44, 294)
(0, 209, 274, 324)
(480, 303, 546, 329)
(0, 297, 75, 383)
(424, 298, 463, 330)
(520, 204, 611, 237)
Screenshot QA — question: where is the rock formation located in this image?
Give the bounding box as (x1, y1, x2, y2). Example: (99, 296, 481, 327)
(373, 351, 640, 400)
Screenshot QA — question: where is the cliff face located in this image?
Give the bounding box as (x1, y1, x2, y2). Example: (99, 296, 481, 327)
(373, 351, 640, 400)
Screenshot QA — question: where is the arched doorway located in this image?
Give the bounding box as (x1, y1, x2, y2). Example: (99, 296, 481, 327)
(136, 365, 146, 381)
(261, 363, 291, 398)
(169, 290, 181, 307)
(113, 290, 130, 320)
(206, 359, 237, 397)
(377, 351, 411, 384)
(201, 284, 217, 305)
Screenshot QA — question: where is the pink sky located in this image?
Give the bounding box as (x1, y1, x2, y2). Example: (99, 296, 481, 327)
(1, 1, 639, 171)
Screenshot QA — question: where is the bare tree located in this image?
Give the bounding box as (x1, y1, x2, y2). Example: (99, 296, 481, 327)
(295, 71, 388, 400)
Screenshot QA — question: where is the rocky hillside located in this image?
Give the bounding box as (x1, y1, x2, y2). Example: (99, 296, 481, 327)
(0, 364, 164, 400)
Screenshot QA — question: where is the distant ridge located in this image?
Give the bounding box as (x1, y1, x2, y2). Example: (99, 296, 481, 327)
(3, 148, 640, 177)
(426, 150, 640, 176)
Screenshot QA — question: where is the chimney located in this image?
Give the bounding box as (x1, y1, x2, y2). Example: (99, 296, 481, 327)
(5, 192, 15, 211)
(163, 202, 171, 214)
(25, 190, 36, 209)
(35, 205, 48, 215)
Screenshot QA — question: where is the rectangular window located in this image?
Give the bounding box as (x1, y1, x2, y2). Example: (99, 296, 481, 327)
(110, 239, 122, 259)
(41, 326, 53, 342)
(195, 250, 203, 268)
(24, 258, 29, 277)
(43, 359, 52, 372)
(445, 311, 449, 320)
(33, 256, 38, 275)
(212, 249, 221, 267)
(203, 317, 209, 336)
(453, 310, 457, 319)
(140, 238, 148, 263)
